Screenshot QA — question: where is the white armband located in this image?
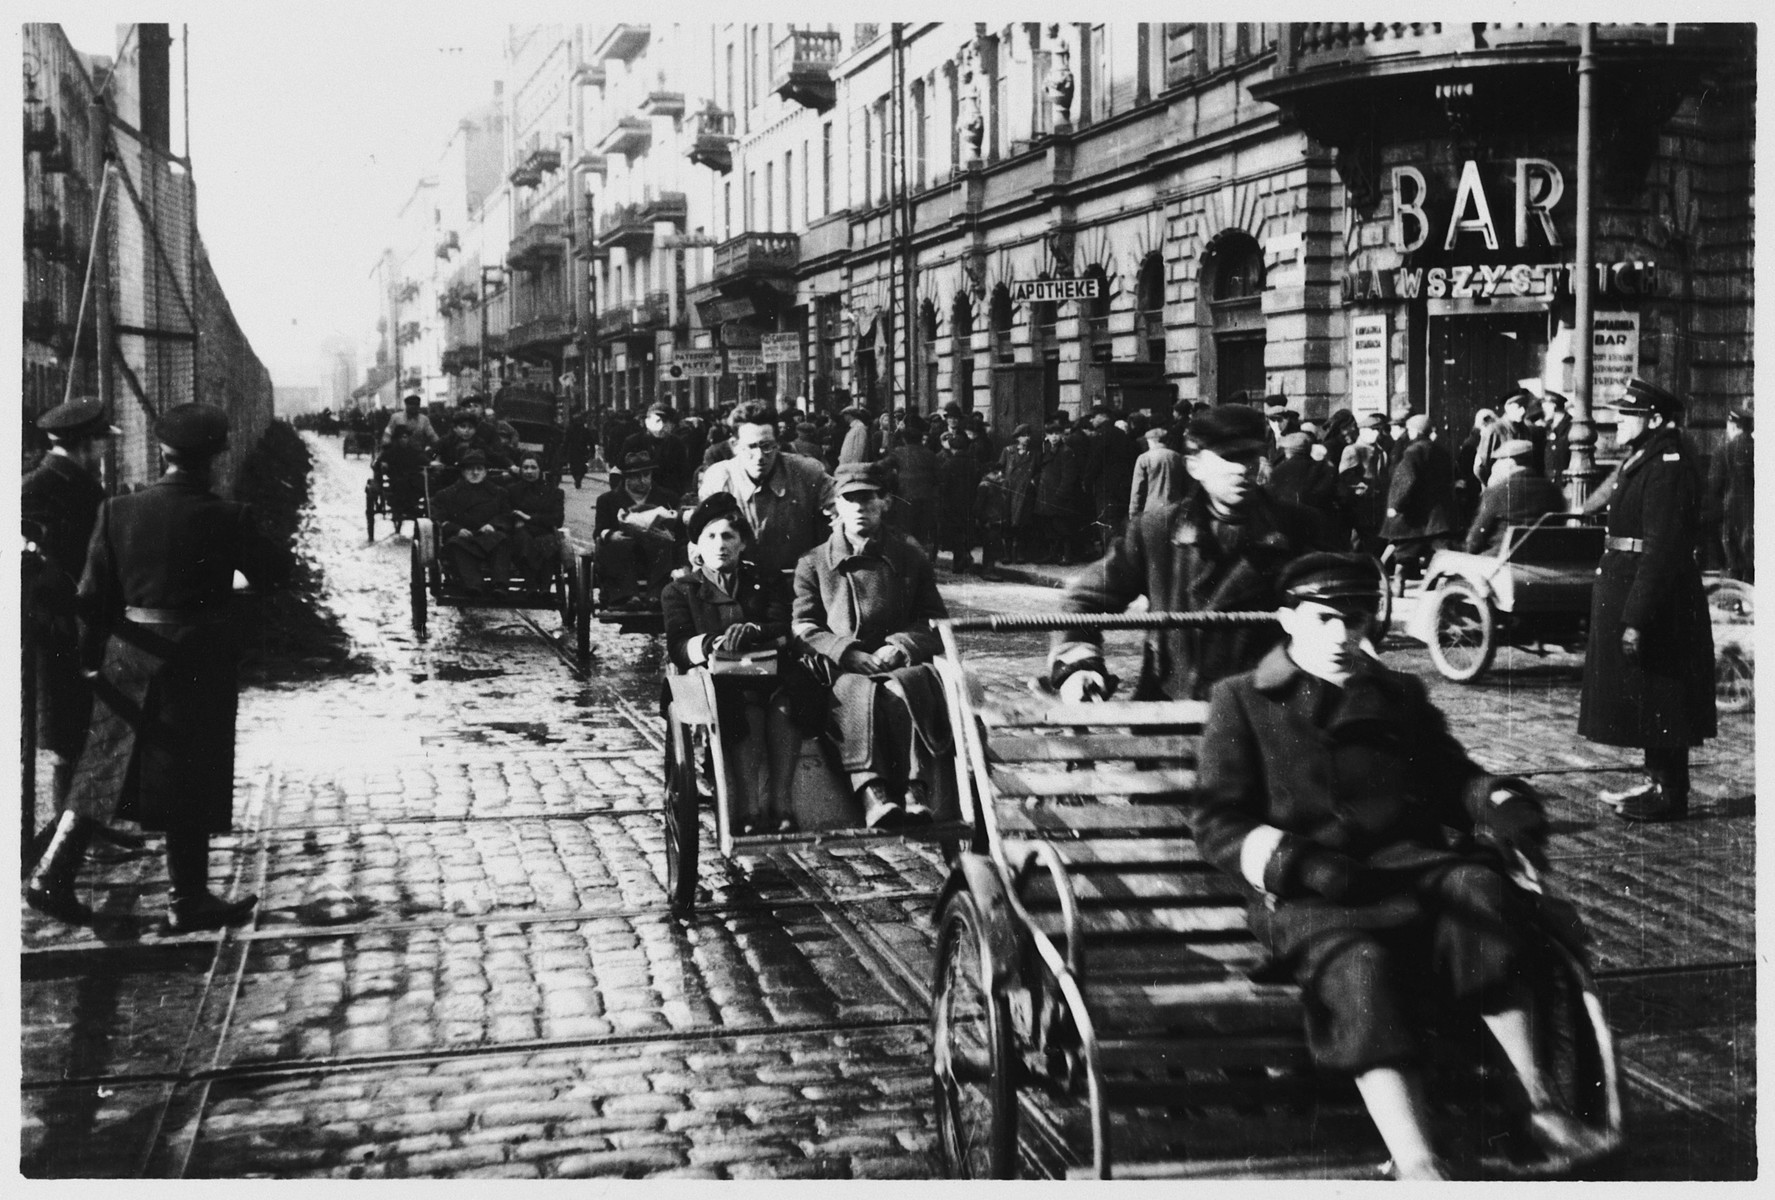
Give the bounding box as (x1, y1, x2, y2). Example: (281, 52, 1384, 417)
(685, 635, 710, 665)
(1239, 825, 1287, 891)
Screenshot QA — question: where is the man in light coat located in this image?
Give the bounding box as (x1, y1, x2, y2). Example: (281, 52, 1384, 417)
(1128, 425, 1187, 516)
(699, 402, 836, 575)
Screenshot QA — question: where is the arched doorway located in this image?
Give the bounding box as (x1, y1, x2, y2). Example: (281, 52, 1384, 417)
(951, 292, 976, 412)
(1199, 233, 1266, 403)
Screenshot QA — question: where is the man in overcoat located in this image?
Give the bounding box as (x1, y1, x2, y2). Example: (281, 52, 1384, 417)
(1084, 408, 1139, 549)
(998, 423, 1041, 562)
(698, 403, 836, 575)
(1580, 378, 1717, 822)
(22, 399, 117, 832)
(1128, 425, 1186, 516)
(1191, 553, 1609, 1178)
(1704, 408, 1754, 583)
(44, 404, 289, 931)
(1379, 413, 1458, 581)
(430, 449, 515, 592)
(1048, 404, 1324, 703)
(791, 462, 951, 830)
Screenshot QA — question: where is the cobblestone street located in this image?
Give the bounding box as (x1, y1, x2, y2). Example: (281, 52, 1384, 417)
(20, 436, 1756, 1179)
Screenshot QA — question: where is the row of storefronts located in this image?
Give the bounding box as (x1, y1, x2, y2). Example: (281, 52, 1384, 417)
(396, 22, 1751, 463)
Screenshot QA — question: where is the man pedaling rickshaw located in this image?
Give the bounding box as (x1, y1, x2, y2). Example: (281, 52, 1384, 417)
(1189, 552, 1615, 1180)
(373, 423, 428, 522)
(791, 461, 951, 830)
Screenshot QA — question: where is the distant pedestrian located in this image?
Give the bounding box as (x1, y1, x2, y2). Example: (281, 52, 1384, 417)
(837, 405, 875, 466)
(1540, 392, 1573, 485)
(1267, 430, 1341, 544)
(1084, 408, 1139, 551)
(1581, 379, 1716, 823)
(936, 430, 981, 574)
(999, 424, 1040, 562)
(1034, 423, 1081, 564)
(1463, 439, 1566, 554)
(973, 465, 1009, 579)
(562, 413, 593, 488)
(1705, 408, 1754, 583)
(1338, 414, 1391, 557)
(1380, 413, 1458, 581)
(38, 404, 289, 930)
(1453, 408, 1497, 528)
(1128, 425, 1187, 516)
(1473, 390, 1541, 486)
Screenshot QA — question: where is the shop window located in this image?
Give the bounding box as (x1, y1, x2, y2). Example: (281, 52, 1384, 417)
(952, 292, 975, 411)
(991, 286, 1014, 365)
(1201, 232, 1266, 403)
(1083, 265, 1113, 365)
(1136, 253, 1166, 364)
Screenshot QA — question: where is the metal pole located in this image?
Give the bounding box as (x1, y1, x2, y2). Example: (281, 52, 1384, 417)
(897, 24, 916, 418)
(1565, 22, 1600, 509)
(91, 90, 116, 480)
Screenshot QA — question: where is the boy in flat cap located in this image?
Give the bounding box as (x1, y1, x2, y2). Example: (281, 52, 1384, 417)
(39, 404, 290, 932)
(1580, 378, 1716, 822)
(1192, 553, 1612, 1178)
(1050, 403, 1324, 703)
(792, 462, 951, 830)
(22, 400, 117, 825)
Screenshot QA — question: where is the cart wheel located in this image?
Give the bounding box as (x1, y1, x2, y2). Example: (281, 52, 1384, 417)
(575, 553, 594, 665)
(1427, 582, 1495, 682)
(1707, 578, 1755, 713)
(931, 889, 1018, 1178)
(663, 713, 701, 912)
(365, 485, 378, 542)
(410, 539, 428, 641)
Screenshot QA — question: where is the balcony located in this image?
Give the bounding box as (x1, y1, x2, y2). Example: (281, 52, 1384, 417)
(596, 115, 652, 158)
(596, 201, 654, 252)
(573, 150, 608, 179)
(507, 314, 574, 353)
(593, 24, 651, 62)
(642, 190, 688, 228)
(508, 134, 562, 189)
(713, 232, 800, 283)
(773, 29, 841, 113)
(508, 204, 567, 271)
(435, 230, 460, 259)
(596, 291, 671, 340)
(687, 105, 737, 174)
(573, 61, 606, 88)
(641, 90, 685, 119)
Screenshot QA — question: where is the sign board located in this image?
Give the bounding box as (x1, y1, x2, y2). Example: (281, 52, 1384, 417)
(1349, 313, 1389, 417)
(660, 349, 723, 380)
(726, 350, 766, 375)
(1591, 312, 1640, 408)
(1009, 277, 1102, 304)
(761, 332, 800, 364)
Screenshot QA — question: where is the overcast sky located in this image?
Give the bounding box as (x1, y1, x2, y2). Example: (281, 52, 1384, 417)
(55, 9, 508, 390)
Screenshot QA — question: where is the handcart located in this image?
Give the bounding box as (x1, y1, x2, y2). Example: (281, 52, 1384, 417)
(928, 611, 1622, 1179)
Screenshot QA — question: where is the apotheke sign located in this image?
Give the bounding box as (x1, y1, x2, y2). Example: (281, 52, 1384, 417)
(1010, 277, 1102, 303)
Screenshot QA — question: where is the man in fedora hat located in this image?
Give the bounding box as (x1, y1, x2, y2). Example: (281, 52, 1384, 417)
(1580, 378, 1716, 822)
(22, 399, 118, 830)
(36, 404, 289, 931)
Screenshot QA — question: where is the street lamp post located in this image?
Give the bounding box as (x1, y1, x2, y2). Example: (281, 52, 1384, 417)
(479, 264, 506, 393)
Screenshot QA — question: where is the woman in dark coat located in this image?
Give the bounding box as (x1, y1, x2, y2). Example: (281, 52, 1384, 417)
(1580, 380, 1716, 822)
(662, 493, 801, 833)
(505, 452, 567, 586)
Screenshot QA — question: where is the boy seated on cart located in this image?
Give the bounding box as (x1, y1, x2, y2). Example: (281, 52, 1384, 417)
(505, 451, 567, 588)
(791, 462, 951, 830)
(593, 448, 683, 609)
(429, 449, 514, 593)
(1191, 552, 1614, 1179)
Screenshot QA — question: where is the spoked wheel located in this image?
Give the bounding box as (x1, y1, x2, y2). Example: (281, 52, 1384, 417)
(931, 889, 1018, 1178)
(663, 713, 701, 912)
(1706, 578, 1755, 713)
(1428, 582, 1496, 682)
(410, 539, 428, 640)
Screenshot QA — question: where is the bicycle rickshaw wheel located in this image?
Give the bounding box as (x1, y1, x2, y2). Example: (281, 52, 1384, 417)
(1706, 578, 1755, 713)
(663, 713, 700, 912)
(931, 889, 1019, 1179)
(365, 482, 378, 542)
(410, 539, 428, 640)
(1428, 582, 1496, 682)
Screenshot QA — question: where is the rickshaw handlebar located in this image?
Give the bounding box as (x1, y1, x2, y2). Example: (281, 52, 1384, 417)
(941, 611, 1279, 633)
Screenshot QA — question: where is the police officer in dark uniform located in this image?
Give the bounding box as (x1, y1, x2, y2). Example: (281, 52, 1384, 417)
(22, 400, 117, 821)
(39, 404, 290, 930)
(1580, 378, 1717, 822)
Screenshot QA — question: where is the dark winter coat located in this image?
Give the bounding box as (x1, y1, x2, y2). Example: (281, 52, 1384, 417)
(1055, 488, 1325, 701)
(1379, 435, 1458, 542)
(1463, 468, 1567, 554)
(1034, 440, 1080, 518)
(504, 478, 566, 535)
(999, 442, 1040, 526)
(68, 473, 289, 832)
(22, 453, 108, 757)
(936, 449, 981, 543)
(1579, 427, 1717, 749)
(1705, 433, 1754, 580)
(662, 563, 797, 737)
(1337, 442, 1389, 539)
(622, 432, 691, 496)
(432, 476, 513, 557)
(1087, 424, 1140, 520)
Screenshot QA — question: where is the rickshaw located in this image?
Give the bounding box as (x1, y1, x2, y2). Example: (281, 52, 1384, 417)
(364, 450, 427, 541)
(659, 637, 974, 912)
(409, 464, 592, 665)
(1408, 515, 1605, 682)
(928, 611, 1622, 1179)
